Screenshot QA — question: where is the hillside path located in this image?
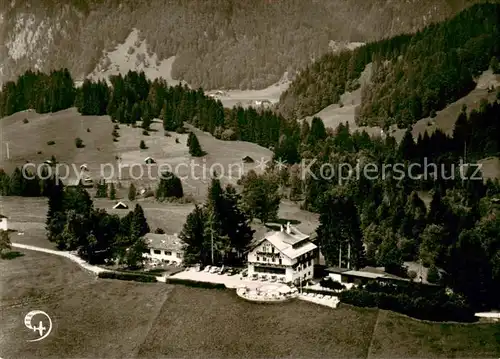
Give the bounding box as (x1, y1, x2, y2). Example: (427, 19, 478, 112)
(11, 242, 167, 282)
(11, 243, 111, 274)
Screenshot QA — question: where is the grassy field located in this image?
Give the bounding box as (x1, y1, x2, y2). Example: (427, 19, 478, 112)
(0, 108, 273, 202)
(0, 108, 116, 174)
(0, 251, 173, 359)
(1, 250, 499, 359)
(368, 309, 500, 358)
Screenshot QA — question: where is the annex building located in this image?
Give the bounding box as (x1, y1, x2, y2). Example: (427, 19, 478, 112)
(143, 233, 183, 265)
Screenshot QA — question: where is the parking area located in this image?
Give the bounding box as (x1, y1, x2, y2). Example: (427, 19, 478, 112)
(171, 266, 271, 289)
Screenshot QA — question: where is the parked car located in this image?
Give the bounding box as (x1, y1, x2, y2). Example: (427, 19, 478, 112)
(270, 275, 277, 282)
(203, 265, 212, 272)
(209, 266, 219, 274)
(241, 269, 248, 277)
(226, 268, 236, 276)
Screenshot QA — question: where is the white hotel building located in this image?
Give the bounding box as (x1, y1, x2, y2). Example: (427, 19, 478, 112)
(246, 223, 317, 285)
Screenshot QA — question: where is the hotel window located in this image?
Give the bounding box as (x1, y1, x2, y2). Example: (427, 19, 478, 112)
(271, 247, 275, 253)
(272, 257, 275, 262)
(308, 260, 311, 267)
(279, 258, 282, 265)
(257, 256, 260, 261)
(165, 251, 172, 256)
(154, 249, 161, 254)
(176, 253, 181, 258)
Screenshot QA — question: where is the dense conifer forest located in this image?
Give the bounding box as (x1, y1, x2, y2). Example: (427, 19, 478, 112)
(278, 3, 500, 129)
(1, 0, 484, 89)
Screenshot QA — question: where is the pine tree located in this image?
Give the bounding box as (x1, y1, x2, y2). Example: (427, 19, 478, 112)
(125, 237, 148, 268)
(179, 205, 209, 265)
(316, 190, 365, 269)
(0, 230, 12, 257)
(9, 167, 24, 196)
(95, 180, 107, 198)
(307, 117, 327, 145)
(130, 204, 150, 239)
(428, 189, 447, 224)
(398, 128, 415, 160)
(241, 172, 280, 224)
(109, 183, 116, 200)
(46, 183, 64, 226)
(427, 264, 440, 284)
(188, 132, 205, 157)
(221, 185, 254, 257)
(156, 171, 184, 200)
(128, 183, 136, 201)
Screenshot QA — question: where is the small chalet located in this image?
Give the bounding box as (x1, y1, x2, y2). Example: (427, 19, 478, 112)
(242, 156, 254, 163)
(144, 157, 156, 164)
(0, 214, 8, 231)
(112, 201, 128, 210)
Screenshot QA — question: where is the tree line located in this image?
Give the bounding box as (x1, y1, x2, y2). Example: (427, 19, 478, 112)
(1, 69, 302, 164)
(279, 3, 500, 129)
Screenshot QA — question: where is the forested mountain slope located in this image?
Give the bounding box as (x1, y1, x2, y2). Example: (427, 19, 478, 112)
(0, 0, 487, 90)
(278, 2, 500, 128)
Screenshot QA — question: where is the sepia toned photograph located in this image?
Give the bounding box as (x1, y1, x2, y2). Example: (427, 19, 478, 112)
(1, 1, 500, 358)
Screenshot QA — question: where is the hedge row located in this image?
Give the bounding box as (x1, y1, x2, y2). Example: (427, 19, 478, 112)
(166, 277, 227, 289)
(302, 288, 339, 296)
(98, 271, 158, 282)
(339, 282, 476, 323)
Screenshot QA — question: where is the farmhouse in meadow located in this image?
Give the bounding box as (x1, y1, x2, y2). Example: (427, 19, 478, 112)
(242, 155, 254, 163)
(143, 233, 183, 265)
(144, 157, 156, 164)
(112, 201, 129, 210)
(0, 214, 8, 231)
(246, 222, 317, 285)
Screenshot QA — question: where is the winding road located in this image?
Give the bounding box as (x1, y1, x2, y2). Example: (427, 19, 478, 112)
(10, 243, 166, 282)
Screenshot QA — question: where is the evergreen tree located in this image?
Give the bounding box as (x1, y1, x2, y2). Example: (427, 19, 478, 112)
(376, 229, 405, 276)
(398, 128, 415, 160)
(221, 185, 254, 257)
(241, 171, 281, 224)
(316, 190, 365, 269)
(307, 117, 327, 145)
(109, 183, 116, 200)
(0, 230, 12, 257)
(46, 182, 64, 228)
(188, 132, 205, 157)
(179, 205, 209, 265)
(156, 171, 184, 200)
(125, 237, 148, 268)
(427, 264, 440, 284)
(95, 180, 107, 198)
(130, 204, 150, 239)
(128, 183, 136, 201)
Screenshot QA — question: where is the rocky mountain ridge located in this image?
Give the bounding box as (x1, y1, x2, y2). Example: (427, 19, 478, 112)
(0, 0, 485, 90)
